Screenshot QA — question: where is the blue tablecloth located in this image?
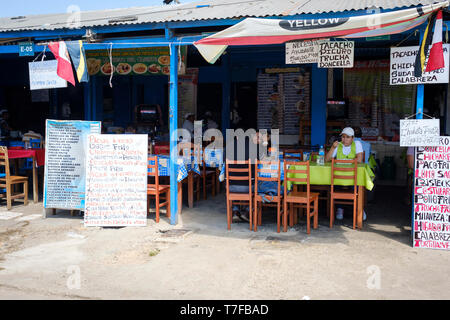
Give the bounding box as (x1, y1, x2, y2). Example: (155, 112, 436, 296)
(149, 149, 224, 182)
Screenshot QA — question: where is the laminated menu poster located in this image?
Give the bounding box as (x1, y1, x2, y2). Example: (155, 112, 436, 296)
(84, 134, 148, 227)
(413, 137, 450, 250)
(44, 120, 101, 210)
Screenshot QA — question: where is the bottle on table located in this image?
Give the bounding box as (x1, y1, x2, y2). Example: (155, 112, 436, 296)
(317, 145, 325, 165)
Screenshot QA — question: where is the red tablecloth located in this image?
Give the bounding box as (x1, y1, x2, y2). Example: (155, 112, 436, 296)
(8, 149, 45, 166)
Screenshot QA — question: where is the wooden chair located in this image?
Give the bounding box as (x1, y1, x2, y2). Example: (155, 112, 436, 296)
(226, 159, 253, 231)
(0, 146, 28, 210)
(283, 160, 319, 234)
(309, 151, 331, 218)
(330, 158, 358, 229)
(283, 149, 303, 161)
(200, 147, 217, 200)
(254, 160, 285, 233)
(147, 155, 170, 223)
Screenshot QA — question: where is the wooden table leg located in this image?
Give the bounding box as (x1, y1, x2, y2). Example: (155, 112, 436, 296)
(188, 171, 194, 208)
(216, 168, 220, 193)
(32, 156, 38, 203)
(357, 186, 365, 229)
(177, 182, 182, 215)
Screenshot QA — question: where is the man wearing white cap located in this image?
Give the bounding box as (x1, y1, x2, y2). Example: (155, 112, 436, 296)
(325, 127, 366, 221)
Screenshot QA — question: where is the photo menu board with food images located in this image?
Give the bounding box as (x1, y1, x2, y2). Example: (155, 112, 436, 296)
(84, 134, 148, 227)
(44, 120, 101, 210)
(257, 67, 310, 135)
(86, 47, 187, 76)
(413, 137, 450, 250)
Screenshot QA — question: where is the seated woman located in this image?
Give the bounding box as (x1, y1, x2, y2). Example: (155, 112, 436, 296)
(325, 127, 365, 221)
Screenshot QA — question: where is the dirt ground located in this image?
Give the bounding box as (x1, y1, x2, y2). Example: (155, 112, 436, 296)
(0, 185, 449, 300)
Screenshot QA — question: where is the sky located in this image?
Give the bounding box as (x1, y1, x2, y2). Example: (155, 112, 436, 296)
(0, 0, 198, 17)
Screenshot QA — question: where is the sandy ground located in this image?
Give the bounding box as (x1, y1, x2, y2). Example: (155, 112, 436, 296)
(0, 186, 449, 300)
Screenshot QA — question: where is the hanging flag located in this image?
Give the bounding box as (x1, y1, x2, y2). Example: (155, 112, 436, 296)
(194, 2, 449, 64)
(425, 10, 445, 72)
(66, 40, 89, 83)
(48, 41, 76, 86)
(414, 12, 437, 77)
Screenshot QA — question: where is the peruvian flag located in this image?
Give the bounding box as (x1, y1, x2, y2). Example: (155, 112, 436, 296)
(425, 10, 445, 72)
(48, 41, 76, 86)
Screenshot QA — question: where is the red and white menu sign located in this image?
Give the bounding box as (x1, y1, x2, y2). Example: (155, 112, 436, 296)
(84, 134, 148, 227)
(414, 137, 450, 250)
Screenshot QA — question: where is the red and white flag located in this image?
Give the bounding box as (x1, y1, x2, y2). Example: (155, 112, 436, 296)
(48, 41, 76, 86)
(425, 10, 445, 72)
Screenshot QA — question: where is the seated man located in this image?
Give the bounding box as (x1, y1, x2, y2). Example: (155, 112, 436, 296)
(325, 127, 366, 221)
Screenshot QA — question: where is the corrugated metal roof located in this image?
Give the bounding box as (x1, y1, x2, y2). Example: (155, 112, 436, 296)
(0, 0, 443, 33)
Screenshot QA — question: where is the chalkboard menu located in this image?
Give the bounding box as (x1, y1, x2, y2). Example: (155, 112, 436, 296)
(413, 137, 450, 250)
(84, 134, 148, 227)
(44, 120, 101, 210)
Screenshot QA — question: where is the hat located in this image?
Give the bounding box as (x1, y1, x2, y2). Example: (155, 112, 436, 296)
(340, 127, 355, 137)
(185, 113, 194, 119)
(0, 109, 8, 115)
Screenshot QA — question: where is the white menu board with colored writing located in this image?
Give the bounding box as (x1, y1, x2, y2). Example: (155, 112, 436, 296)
(413, 137, 450, 250)
(84, 134, 148, 227)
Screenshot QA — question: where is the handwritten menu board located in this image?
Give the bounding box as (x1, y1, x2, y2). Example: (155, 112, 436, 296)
(44, 120, 101, 210)
(84, 134, 148, 227)
(390, 45, 449, 85)
(318, 41, 354, 68)
(400, 119, 440, 146)
(285, 40, 319, 64)
(413, 137, 450, 250)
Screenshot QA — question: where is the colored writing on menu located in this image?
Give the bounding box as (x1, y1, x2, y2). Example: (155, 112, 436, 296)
(414, 137, 450, 250)
(84, 134, 148, 227)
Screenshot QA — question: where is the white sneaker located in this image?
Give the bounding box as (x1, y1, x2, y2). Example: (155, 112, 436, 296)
(363, 211, 367, 221)
(336, 208, 344, 220)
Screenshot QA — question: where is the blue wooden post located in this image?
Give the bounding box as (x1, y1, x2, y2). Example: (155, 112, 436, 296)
(169, 42, 179, 225)
(311, 64, 328, 146)
(416, 85, 424, 119)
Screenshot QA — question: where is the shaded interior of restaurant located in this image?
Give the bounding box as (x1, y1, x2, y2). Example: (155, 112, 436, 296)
(0, 30, 449, 231)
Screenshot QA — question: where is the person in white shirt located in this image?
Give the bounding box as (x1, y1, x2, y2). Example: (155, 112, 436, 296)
(182, 113, 195, 139)
(326, 127, 364, 163)
(204, 111, 218, 130)
(325, 127, 366, 221)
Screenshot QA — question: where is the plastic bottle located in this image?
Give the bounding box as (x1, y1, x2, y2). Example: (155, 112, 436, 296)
(318, 145, 325, 165)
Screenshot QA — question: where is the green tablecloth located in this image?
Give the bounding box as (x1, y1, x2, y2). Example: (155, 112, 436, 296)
(286, 162, 375, 191)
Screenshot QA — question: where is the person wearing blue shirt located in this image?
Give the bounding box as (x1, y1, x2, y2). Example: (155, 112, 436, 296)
(354, 127, 371, 164)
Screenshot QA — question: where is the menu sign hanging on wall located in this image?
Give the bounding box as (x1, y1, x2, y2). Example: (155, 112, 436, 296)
(29, 60, 67, 90)
(84, 134, 148, 227)
(400, 119, 440, 146)
(318, 41, 354, 68)
(85, 47, 187, 76)
(44, 120, 101, 210)
(285, 40, 319, 64)
(413, 137, 450, 250)
(390, 45, 450, 85)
